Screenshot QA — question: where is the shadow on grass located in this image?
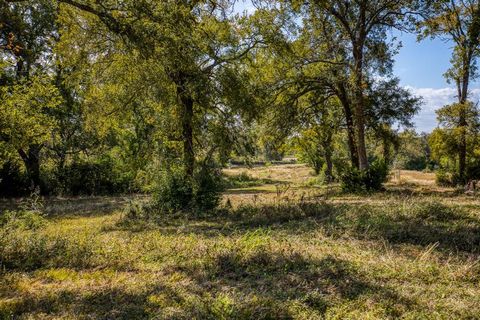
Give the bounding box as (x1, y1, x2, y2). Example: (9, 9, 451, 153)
(0, 195, 146, 218)
(116, 201, 480, 255)
(184, 253, 414, 318)
(2, 283, 174, 320)
(2, 253, 414, 319)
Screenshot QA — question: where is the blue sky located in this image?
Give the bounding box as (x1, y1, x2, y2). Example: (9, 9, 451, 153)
(234, 1, 480, 132)
(393, 32, 477, 132)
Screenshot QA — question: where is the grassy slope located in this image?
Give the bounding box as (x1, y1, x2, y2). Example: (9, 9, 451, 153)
(1, 165, 480, 319)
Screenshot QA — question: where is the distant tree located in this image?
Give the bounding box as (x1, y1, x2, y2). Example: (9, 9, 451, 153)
(430, 101, 480, 183)
(420, 0, 480, 182)
(395, 130, 432, 171)
(294, 99, 342, 181)
(309, 0, 429, 170)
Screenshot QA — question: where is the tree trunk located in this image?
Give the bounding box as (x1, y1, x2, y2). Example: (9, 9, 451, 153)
(324, 145, 334, 184)
(15, 50, 43, 191)
(458, 64, 470, 183)
(383, 135, 391, 165)
(352, 46, 369, 170)
(179, 93, 195, 178)
(336, 82, 359, 168)
(18, 145, 43, 192)
(174, 71, 195, 179)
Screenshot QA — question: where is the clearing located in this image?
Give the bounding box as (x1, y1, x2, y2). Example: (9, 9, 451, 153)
(1, 164, 479, 319)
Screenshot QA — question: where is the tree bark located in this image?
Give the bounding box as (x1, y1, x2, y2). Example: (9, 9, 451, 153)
(458, 62, 470, 183)
(15, 55, 43, 191)
(352, 45, 369, 170)
(178, 89, 195, 179)
(18, 145, 43, 192)
(173, 69, 196, 179)
(336, 82, 359, 168)
(323, 142, 334, 183)
(383, 135, 391, 165)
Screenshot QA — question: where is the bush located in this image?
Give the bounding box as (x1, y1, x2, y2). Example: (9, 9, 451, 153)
(340, 160, 389, 193)
(154, 168, 194, 213)
(194, 166, 223, 212)
(222, 172, 274, 189)
(53, 157, 135, 196)
(466, 160, 480, 181)
(435, 168, 454, 186)
(153, 165, 223, 214)
(0, 209, 46, 231)
(0, 162, 30, 197)
(403, 156, 428, 171)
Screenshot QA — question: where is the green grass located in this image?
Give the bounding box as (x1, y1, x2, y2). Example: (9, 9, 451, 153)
(1, 165, 480, 319)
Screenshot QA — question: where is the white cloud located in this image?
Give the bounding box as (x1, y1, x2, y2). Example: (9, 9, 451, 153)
(406, 87, 480, 133)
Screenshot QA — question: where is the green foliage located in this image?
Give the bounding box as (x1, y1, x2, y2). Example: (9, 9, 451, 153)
(438, 160, 480, 186)
(0, 76, 61, 152)
(340, 160, 389, 193)
(51, 157, 135, 196)
(394, 130, 433, 171)
(153, 165, 224, 214)
(194, 166, 224, 212)
(0, 210, 46, 231)
(430, 102, 480, 184)
(466, 160, 480, 181)
(435, 168, 455, 187)
(0, 161, 29, 197)
(153, 168, 194, 214)
(295, 129, 326, 176)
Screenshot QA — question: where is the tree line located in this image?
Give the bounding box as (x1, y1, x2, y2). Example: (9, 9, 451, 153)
(1, 0, 480, 208)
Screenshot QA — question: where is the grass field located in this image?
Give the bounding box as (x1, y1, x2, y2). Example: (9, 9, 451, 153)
(1, 165, 480, 319)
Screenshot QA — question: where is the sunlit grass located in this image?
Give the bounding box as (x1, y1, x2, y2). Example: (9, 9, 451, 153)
(1, 165, 479, 319)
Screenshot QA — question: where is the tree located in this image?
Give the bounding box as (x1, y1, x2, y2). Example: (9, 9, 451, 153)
(395, 130, 433, 171)
(431, 101, 480, 183)
(308, 0, 427, 170)
(294, 98, 343, 181)
(0, 77, 60, 189)
(0, 0, 60, 190)
(251, 1, 421, 178)
(50, 1, 259, 180)
(365, 77, 422, 164)
(421, 0, 480, 182)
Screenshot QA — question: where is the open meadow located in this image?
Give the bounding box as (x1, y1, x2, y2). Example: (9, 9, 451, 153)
(1, 164, 479, 320)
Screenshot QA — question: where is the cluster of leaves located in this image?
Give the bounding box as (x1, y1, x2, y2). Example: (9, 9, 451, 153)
(340, 160, 390, 193)
(152, 165, 224, 214)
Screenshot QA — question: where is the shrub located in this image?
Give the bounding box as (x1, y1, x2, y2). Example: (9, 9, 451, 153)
(153, 167, 194, 213)
(153, 165, 224, 214)
(340, 160, 389, 193)
(435, 168, 454, 186)
(53, 157, 135, 196)
(193, 166, 223, 212)
(466, 160, 480, 181)
(0, 162, 30, 197)
(222, 172, 273, 189)
(0, 210, 46, 231)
